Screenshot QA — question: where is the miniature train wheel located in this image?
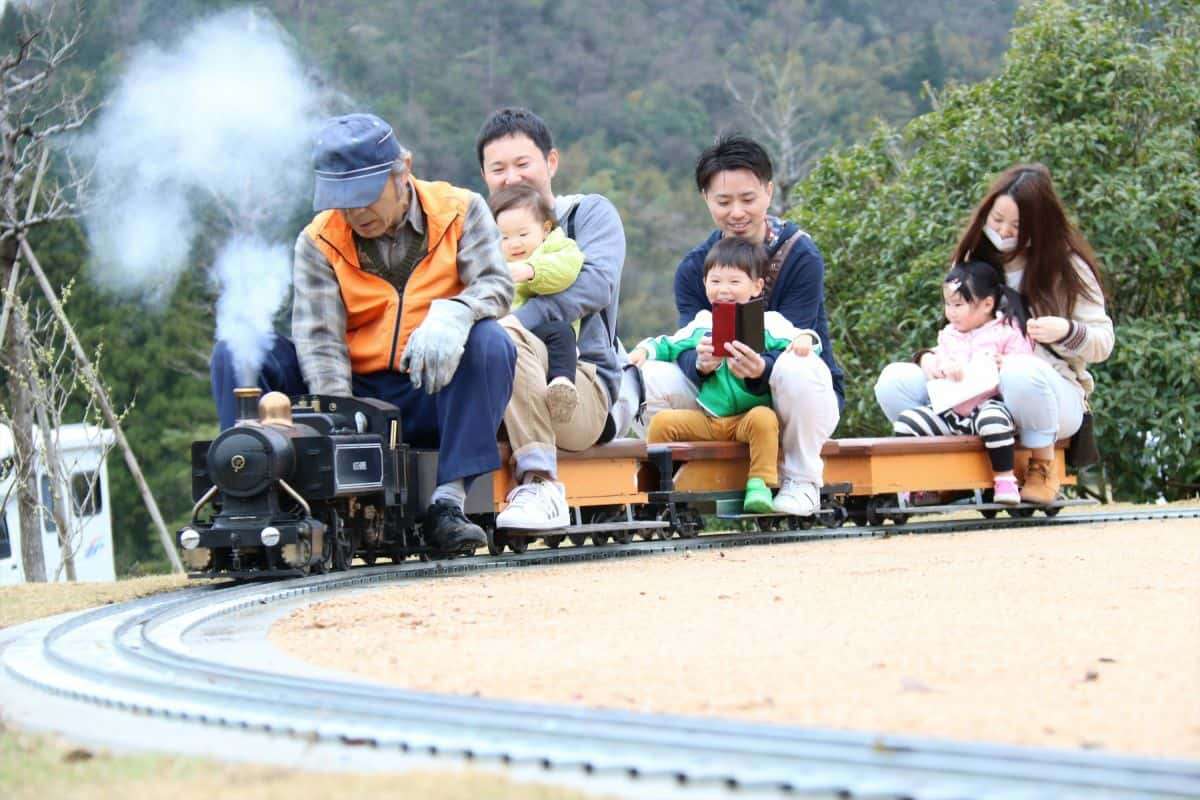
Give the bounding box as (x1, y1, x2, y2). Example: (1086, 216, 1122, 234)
(567, 532, 589, 547)
(591, 532, 610, 545)
(486, 528, 505, 556)
(657, 527, 675, 540)
(889, 512, 910, 527)
(328, 512, 354, 572)
(980, 509, 999, 519)
(1007, 507, 1036, 519)
(825, 503, 848, 529)
(792, 515, 815, 531)
(1042, 505, 1061, 517)
(361, 546, 377, 567)
(543, 534, 564, 549)
(507, 536, 530, 554)
(864, 496, 887, 527)
(673, 506, 702, 538)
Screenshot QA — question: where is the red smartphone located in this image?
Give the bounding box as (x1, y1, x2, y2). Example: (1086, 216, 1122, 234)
(711, 302, 737, 358)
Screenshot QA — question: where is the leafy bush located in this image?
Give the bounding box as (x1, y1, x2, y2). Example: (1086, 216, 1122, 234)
(788, 0, 1199, 500)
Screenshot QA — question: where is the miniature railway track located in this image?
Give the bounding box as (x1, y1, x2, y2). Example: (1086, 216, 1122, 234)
(4, 507, 1199, 799)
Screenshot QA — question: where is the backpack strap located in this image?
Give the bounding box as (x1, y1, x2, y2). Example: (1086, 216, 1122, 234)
(763, 229, 805, 301)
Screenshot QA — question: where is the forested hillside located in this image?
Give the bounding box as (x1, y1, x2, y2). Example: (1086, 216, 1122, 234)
(1, 0, 1026, 572)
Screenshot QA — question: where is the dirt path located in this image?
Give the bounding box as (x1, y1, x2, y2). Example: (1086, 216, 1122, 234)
(273, 520, 1200, 759)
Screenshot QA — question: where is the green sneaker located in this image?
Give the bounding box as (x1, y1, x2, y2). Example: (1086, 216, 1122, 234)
(743, 478, 775, 514)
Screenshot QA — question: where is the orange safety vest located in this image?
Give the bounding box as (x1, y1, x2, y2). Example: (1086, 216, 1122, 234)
(304, 178, 468, 375)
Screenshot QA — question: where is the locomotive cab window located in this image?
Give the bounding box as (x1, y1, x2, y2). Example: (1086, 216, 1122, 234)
(72, 471, 102, 517)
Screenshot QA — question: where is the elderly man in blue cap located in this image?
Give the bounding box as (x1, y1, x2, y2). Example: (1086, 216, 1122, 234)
(210, 113, 515, 556)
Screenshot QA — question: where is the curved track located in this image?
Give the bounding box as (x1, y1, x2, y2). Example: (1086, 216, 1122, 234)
(4, 507, 1200, 799)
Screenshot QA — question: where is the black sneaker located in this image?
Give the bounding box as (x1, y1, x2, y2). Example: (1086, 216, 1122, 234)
(422, 500, 486, 556)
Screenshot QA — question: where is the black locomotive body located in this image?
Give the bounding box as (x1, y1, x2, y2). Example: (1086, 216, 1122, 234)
(179, 392, 423, 578)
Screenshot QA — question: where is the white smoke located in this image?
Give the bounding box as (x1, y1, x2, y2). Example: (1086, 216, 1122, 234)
(213, 237, 292, 385)
(79, 7, 320, 384)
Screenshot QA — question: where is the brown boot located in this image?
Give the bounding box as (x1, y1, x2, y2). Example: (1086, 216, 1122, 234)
(1020, 457, 1060, 504)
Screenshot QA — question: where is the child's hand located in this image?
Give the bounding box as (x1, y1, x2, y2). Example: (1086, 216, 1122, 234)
(508, 261, 534, 283)
(791, 333, 814, 357)
(920, 352, 942, 380)
(724, 340, 766, 380)
(1027, 316, 1070, 344)
(942, 358, 965, 381)
(696, 336, 720, 375)
(629, 348, 648, 367)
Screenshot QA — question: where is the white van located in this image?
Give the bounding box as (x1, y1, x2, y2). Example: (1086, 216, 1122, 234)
(0, 424, 117, 584)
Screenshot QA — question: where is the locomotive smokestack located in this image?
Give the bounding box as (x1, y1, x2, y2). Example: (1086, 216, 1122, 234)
(234, 387, 263, 422)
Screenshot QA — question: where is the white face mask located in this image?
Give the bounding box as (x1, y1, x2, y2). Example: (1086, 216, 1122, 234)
(984, 225, 1018, 253)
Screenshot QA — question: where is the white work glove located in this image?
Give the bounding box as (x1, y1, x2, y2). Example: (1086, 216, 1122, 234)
(400, 299, 474, 394)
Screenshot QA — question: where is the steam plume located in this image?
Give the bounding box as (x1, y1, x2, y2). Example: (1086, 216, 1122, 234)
(79, 8, 319, 385)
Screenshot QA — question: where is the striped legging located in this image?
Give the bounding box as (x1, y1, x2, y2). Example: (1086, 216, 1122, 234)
(893, 398, 1016, 472)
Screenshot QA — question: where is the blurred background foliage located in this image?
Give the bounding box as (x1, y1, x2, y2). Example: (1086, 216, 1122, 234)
(790, 0, 1199, 502)
(0, 0, 1195, 572)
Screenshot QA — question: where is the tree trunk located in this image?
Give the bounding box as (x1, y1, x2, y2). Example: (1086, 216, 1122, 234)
(0, 238, 45, 582)
(33, 397, 76, 581)
(19, 237, 184, 573)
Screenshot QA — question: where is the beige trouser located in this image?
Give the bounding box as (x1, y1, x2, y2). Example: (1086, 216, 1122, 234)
(641, 351, 839, 485)
(501, 315, 609, 481)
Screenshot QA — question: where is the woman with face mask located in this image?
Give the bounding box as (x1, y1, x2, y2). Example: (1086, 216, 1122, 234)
(874, 163, 1114, 504)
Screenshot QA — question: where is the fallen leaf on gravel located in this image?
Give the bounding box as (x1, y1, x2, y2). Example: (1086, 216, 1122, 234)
(773, 595, 783, 602)
(717, 594, 731, 599)
(1098, 657, 1117, 663)
(1082, 670, 1100, 682)
(900, 677, 934, 693)
(62, 748, 94, 763)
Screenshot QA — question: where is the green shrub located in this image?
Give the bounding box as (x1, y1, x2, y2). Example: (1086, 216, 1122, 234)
(789, 0, 1199, 500)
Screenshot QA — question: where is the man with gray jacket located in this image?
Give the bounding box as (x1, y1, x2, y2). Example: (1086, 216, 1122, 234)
(476, 108, 628, 530)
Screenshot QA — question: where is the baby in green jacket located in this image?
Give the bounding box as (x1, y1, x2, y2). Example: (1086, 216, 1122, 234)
(489, 183, 585, 423)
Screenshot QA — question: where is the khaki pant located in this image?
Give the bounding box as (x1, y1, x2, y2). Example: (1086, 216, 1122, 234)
(501, 315, 609, 481)
(647, 406, 780, 485)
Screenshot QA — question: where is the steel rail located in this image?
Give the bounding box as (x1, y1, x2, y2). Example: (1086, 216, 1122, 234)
(4, 506, 1199, 799)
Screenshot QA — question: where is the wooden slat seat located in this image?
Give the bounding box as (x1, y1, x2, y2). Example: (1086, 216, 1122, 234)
(497, 438, 647, 463)
(650, 435, 1071, 462)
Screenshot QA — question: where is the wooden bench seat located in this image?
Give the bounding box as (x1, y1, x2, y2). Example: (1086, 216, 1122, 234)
(492, 438, 649, 507)
(496, 437, 647, 463)
(650, 435, 1071, 462)
(655, 435, 1073, 496)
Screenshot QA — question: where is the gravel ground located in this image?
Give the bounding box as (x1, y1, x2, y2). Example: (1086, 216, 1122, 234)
(273, 519, 1200, 759)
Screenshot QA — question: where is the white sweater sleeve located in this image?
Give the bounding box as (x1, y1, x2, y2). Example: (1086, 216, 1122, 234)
(1053, 254, 1114, 363)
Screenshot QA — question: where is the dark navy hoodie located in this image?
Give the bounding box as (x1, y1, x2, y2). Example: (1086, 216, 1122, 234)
(673, 222, 845, 408)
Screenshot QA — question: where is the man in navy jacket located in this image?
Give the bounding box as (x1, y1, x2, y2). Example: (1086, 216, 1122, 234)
(642, 135, 842, 517)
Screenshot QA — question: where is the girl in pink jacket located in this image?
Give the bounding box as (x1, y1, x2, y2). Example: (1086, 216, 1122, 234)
(894, 261, 1033, 504)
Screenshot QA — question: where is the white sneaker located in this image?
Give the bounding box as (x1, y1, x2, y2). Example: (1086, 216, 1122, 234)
(773, 479, 820, 517)
(545, 376, 579, 424)
(495, 477, 570, 530)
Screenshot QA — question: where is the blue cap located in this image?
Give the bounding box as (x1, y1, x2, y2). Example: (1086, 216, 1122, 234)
(311, 113, 403, 211)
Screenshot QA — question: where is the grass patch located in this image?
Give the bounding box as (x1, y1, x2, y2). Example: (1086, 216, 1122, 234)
(0, 574, 197, 629)
(0, 724, 607, 800)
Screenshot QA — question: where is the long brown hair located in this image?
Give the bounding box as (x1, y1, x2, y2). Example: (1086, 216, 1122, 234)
(952, 163, 1105, 317)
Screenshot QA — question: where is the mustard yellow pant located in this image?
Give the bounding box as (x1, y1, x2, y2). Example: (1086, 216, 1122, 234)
(647, 406, 780, 485)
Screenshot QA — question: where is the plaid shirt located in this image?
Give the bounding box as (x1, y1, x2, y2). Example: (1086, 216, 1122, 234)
(291, 181, 512, 395)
